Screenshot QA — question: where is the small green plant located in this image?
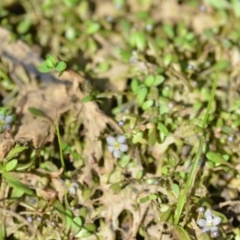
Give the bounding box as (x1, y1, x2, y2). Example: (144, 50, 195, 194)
(38, 55, 67, 73)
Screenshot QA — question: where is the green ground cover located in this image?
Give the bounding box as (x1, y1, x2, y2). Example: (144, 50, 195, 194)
(0, 0, 240, 239)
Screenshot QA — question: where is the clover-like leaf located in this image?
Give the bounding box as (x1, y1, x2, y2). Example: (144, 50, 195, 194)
(55, 61, 67, 72)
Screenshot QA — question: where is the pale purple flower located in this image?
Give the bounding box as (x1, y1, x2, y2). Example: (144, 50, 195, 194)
(61, 179, 79, 195)
(51, 221, 56, 226)
(27, 216, 33, 223)
(211, 230, 219, 238)
(197, 206, 205, 213)
(197, 209, 221, 233)
(107, 135, 128, 158)
(0, 114, 13, 132)
(118, 120, 125, 127)
(68, 182, 79, 195)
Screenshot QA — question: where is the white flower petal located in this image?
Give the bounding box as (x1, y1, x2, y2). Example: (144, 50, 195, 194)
(202, 227, 210, 232)
(211, 230, 219, 238)
(197, 207, 205, 213)
(213, 216, 221, 226)
(120, 144, 128, 152)
(108, 146, 114, 153)
(106, 136, 116, 145)
(197, 219, 206, 227)
(5, 115, 13, 124)
(117, 135, 126, 144)
(70, 182, 79, 189)
(205, 209, 213, 218)
(113, 150, 121, 158)
(68, 186, 76, 195)
(210, 226, 218, 232)
(118, 120, 125, 126)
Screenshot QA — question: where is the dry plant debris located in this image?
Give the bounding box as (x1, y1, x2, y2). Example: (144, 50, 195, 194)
(0, 0, 240, 239)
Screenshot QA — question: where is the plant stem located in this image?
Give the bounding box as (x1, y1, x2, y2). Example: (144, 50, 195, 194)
(56, 119, 65, 169)
(173, 68, 219, 224)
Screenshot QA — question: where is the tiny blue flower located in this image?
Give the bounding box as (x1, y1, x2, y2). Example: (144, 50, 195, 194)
(118, 120, 125, 127)
(107, 135, 128, 158)
(27, 216, 33, 223)
(68, 182, 79, 195)
(197, 209, 221, 233)
(0, 113, 13, 132)
(62, 179, 79, 195)
(50, 221, 56, 226)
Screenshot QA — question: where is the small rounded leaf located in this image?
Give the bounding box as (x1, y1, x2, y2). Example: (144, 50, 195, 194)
(144, 75, 155, 87)
(137, 87, 148, 106)
(6, 159, 18, 172)
(157, 122, 169, 136)
(142, 100, 154, 110)
(81, 95, 94, 103)
(38, 62, 51, 73)
(55, 61, 67, 72)
(131, 78, 140, 94)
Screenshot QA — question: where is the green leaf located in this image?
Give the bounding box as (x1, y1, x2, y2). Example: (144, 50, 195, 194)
(5, 159, 18, 172)
(65, 209, 73, 234)
(110, 181, 128, 192)
(206, 152, 233, 168)
(75, 228, 92, 238)
(132, 131, 147, 144)
(131, 78, 140, 94)
(53, 200, 66, 219)
(164, 53, 172, 67)
(72, 217, 83, 234)
(28, 107, 48, 117)
(4, 172, 34, 195)
(86, 22, 100, 34)
(17, 19, 31, 34)
(204, 0, 228, 9)
(137, 86, 148, 106)
(133, 31, 146, 50)
(171, 183, 180, 198)
(55, 61, 67, 72)
(144, 75, 155, 87)
(149, 194, 158, 200)
(63, 0, 79, 7)
(199, 232, 212, 240)
(232, 0, 240, 17)
(139, 196, 149, 203)
(38, 62, 51, 73)
(136, 170, 143, 179)
(148, 127, 156, 146)
(163, 24, 175, 39)
(157, 122, 169, 136)
(16, 157, 35, 171)
(81, 95, 94, 103)
(83, 188, 92, 201)
(84, 223, 96, 232)
(153, 75, 165, 86)
(46, 55, 56, 68)
(118, 155, 131, 168)
(172, 225, 191, 240)
(142, 100, 154, 110)
(0, 223, 6, 239)
(5, 146, 28, 161)
(214, 60, 228, 71)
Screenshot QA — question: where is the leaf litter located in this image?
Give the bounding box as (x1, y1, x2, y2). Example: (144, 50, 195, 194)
(0, 1, 240, 239)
